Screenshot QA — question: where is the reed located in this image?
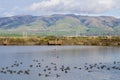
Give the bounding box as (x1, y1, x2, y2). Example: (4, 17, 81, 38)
(0, 36, 120, 46)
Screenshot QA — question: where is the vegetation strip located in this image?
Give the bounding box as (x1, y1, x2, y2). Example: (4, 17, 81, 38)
(0, 36, 120, 46)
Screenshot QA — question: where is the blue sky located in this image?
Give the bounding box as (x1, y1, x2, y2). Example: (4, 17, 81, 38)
(0, 0, 120, 17)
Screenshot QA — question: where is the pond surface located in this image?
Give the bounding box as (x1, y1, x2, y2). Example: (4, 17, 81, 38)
(0, 46, 120, 80)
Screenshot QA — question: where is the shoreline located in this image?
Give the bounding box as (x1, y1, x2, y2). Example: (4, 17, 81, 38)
(0, 36, 120, 46)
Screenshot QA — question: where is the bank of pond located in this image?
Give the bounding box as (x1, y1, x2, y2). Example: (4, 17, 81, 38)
(0, 36, 120, 46)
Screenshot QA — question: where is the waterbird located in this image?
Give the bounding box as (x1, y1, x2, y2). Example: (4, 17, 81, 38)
(56, 74, 60, 78)
(38, 73, 42, 76)
(30, 65, 33, 67)
(24, 70, 30, 75)
(45, 74, 49, 77)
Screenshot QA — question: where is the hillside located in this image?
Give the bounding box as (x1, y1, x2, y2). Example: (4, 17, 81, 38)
(0, 14, 120, 36)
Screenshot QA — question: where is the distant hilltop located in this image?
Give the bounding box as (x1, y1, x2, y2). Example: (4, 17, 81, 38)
(0, 14, 120, 36)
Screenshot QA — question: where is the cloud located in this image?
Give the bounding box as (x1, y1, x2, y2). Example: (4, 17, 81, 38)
(3, 6, 21, 17)
(29, 0, 116, 14)
(3, 12, 15, 17)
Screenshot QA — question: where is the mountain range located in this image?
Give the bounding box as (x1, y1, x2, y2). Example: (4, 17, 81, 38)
(0, 14, 120, 36)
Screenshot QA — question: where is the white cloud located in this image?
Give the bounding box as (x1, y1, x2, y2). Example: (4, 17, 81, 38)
(3, 12, 15, 17)
(3, 6, 20, 17)
(29, 0, 116, 14)
(12, 6, 20, 11)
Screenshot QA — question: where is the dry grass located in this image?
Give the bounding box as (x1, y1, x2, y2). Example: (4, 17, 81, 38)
(0, 36, 120, 46)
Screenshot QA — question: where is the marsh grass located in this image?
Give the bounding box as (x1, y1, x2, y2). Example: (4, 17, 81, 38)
(0, 36, 120, 46)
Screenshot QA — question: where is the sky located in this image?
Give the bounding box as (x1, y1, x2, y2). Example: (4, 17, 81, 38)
(0, 0, 120, 17)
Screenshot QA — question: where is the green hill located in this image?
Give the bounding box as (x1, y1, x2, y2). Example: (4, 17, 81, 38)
(0, 14, 120, 36)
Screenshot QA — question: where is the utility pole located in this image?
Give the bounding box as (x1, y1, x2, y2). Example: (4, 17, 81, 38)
(23, 32, 28, 38)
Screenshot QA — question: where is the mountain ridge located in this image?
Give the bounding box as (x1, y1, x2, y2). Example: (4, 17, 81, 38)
(0, 14, 120, 36)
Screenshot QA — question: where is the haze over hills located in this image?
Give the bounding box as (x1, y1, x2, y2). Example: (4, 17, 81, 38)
(0, 14, 120, 36)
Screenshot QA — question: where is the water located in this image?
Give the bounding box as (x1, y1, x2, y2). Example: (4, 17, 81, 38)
(0, 46, 120, 80)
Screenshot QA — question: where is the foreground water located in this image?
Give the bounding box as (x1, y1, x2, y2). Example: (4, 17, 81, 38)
(0, 46, 120, 80)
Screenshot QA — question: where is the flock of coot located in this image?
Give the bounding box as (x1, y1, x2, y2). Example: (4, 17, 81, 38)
(0, 57, 120, 78)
